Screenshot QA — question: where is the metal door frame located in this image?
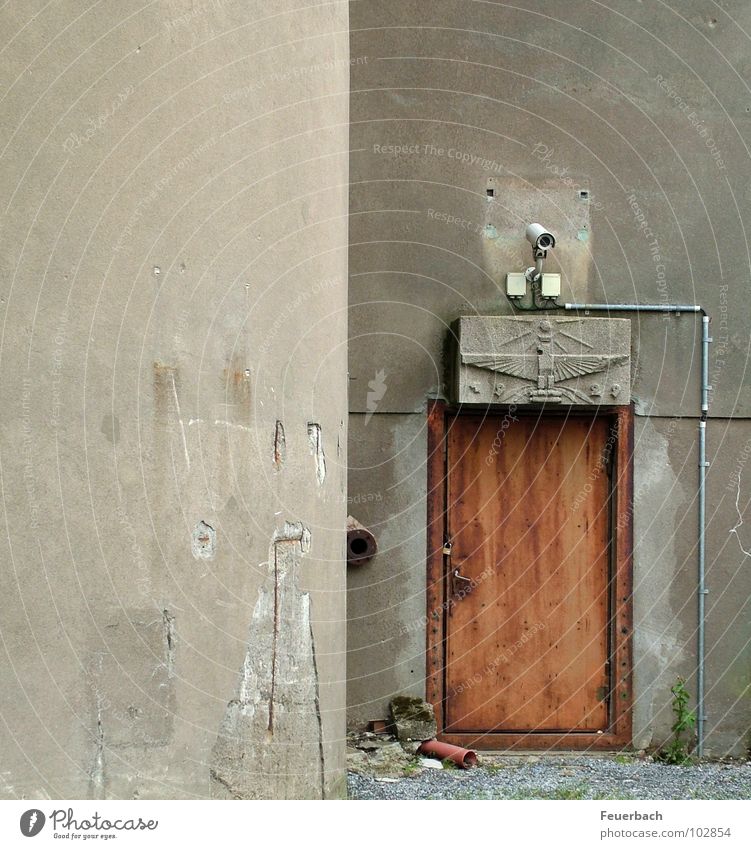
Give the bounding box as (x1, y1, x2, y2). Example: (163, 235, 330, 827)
(425, 400, 634, 750)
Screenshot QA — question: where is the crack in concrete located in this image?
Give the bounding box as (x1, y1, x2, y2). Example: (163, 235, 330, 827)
(730, 472, 751, 559)
(308, 616, 326, 794)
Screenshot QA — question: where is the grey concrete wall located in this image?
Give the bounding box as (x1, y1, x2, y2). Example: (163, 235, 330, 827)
(347, 414, 427, 725)
(633, 416, 751, 753)
(347, 0, 751, 754)
(0, 0, 349, 798)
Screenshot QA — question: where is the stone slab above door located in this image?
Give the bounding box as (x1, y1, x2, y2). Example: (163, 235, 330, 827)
(454, 315, 631, 406)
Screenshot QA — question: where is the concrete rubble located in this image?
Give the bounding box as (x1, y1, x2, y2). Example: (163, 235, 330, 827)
(389, 695, 438, 744)
(347, 697, 444, 777)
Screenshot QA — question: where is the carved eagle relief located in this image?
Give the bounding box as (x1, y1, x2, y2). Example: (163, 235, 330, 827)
(464, 353, 627, 382)
(461, 319, 629, 403)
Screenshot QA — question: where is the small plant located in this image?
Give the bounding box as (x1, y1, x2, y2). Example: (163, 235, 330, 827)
(592, 791, 635, 801)
(656, 677, 696, 765)
(441, 757, 458, 770)
(511, 784, 589, 800)
(402, 760, 422, 777)
(554, 785, 589, 800)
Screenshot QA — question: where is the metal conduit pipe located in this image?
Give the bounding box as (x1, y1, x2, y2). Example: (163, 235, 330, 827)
(564, 303, 702, 313)
(563, 302, 711, 757)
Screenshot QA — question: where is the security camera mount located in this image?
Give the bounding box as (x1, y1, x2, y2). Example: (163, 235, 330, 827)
(506, 224, 562, 311)
(525, 246, 547, 285)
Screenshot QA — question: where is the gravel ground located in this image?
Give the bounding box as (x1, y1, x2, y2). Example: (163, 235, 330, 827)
(348, 755, 751, 800)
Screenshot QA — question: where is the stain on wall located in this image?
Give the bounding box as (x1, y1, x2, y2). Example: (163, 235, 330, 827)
(84, 608, 178, 798)
(210, 523, 325, 799)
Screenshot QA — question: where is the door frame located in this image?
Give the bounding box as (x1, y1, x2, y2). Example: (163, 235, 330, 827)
(426, 400, 634, 750)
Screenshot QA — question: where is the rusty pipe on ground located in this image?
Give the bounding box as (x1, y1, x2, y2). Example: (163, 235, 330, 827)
(346, 515, 377, 564)
(418, 739, 478, 769)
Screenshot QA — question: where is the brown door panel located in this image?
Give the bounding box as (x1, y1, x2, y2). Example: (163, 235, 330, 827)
(445, 415, 611, 734)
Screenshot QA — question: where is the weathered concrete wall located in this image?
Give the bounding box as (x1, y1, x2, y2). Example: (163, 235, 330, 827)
(347, 414, 427, 724)
(0, 0, 349, 798)
(632, 416, 751, 753)
(347, 0, 751, 754)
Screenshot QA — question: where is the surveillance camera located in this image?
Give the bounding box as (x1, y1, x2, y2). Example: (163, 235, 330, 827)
(525, 223, 556, 252)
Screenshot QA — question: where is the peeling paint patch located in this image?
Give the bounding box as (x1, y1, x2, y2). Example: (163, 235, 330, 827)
(89, 693, 106, 799)
(163, 610, 176, 676)
(307, 423, 326, 486)
(210, 522, 324, 799)
(273, 519, 311, 551)
(273, 420, 286, 469)
(191, 521, 216, 560)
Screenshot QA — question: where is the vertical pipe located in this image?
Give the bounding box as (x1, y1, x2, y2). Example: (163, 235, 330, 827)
(697, 314, 711, 756)
(563, 303, 711, 756)
(702, 314, 711, 415)
(698, 419, 707, 756)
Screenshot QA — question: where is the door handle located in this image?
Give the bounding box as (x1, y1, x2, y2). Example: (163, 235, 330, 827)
(452, 568, 473, 597)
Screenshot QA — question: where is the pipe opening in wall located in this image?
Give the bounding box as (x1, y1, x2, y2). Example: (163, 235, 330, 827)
(347, 516, 378, 564)
(347, 530, 377, 563)
(350, 538, 368, 556)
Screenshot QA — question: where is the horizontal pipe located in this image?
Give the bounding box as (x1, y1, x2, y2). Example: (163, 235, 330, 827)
(564, 303, 701, 313)
(346, 515, 378, 564)
(418, 739, 478, 769)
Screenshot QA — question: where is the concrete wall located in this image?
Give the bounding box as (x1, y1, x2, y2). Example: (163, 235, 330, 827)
(0, 0, 349, 798)
(347, 0, 751, 755)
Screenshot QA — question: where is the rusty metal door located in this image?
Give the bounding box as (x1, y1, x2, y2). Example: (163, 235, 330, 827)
(444, 413, 613, 735)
